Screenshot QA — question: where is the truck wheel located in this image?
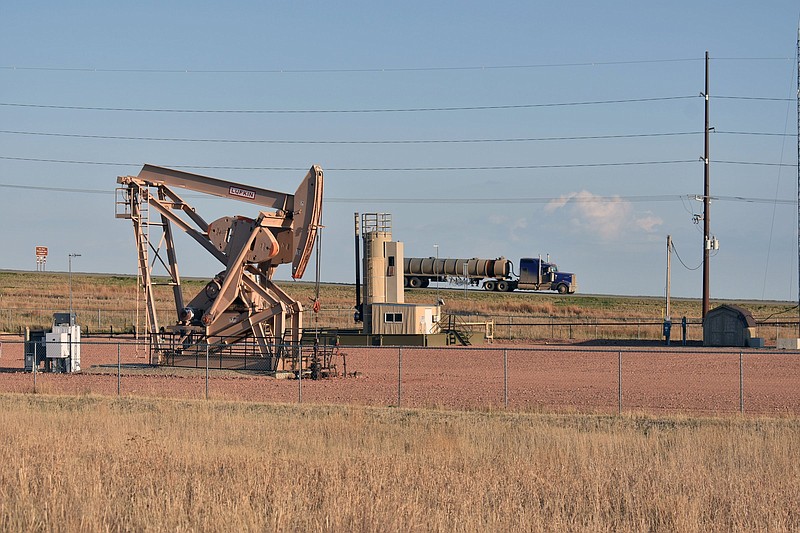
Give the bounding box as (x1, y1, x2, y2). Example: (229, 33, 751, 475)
(420, 278, 430, 288)
(556, 283, 568, 294)
(497, 280, 510, 292)
(408, 276, 423, 289)
(484, 280, 496, 291)
(403, 277, 409, 288)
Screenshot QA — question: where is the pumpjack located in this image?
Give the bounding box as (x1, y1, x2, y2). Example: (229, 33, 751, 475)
(116, 164, 323, 370)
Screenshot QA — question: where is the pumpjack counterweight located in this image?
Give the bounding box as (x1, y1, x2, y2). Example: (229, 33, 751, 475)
(116, 164, 323, 370)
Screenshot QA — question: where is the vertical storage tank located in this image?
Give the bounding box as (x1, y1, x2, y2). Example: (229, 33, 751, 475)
(361, 213, 404, 333)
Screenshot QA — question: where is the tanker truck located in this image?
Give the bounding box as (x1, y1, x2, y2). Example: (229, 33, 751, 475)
(403, 256, 577, 294)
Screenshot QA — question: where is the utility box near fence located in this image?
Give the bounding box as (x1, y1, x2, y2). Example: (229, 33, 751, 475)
(24, 329, 47, 372)
(45, 313, 81, 372)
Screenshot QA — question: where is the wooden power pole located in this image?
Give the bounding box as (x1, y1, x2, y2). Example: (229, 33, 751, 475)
(666, 235, 672, 320)
(702, 50, 711, 321)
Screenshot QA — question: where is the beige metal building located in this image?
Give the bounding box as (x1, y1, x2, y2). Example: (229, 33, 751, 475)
(371, 302, 441, 335)
(359, 213, 443, 344)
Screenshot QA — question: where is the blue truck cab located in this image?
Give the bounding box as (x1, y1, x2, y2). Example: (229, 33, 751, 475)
(517, 257, 577, 294)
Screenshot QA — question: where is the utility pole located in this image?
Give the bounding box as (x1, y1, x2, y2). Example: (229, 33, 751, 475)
(666, 235, 672, 320)
(796, 25, 799, 336)
(68, 253, 81, 323)
(702, 50, 711, 321)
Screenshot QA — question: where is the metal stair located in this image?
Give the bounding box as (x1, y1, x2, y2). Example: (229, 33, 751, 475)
(438, 313, 472, 346)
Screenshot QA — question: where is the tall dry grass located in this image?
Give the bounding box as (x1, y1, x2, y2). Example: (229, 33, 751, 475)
(1, 270, 795, 342)
(0, 393, 798, 532)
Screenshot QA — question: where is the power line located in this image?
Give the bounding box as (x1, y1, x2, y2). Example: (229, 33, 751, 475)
(715, 95, 795, 102)
(716, 195, 795, 205)
(671, 240, 702, 271)
(716, 130, 796, 137)
(0, 129, 703, 145)
(715, 160, 798, 168)
(0, 95, 697, 114)
(0, 56, 791, 75)
(4, 155, 795, 171)
(332, 195, 683, 204)
(0, 181, 793, 206)
(712, 56, 796, 61)
(0, 58, 706, 74)
(0, 182, 109, 195)
(0, 155, 699, 171)
(1, 128, 794, 145)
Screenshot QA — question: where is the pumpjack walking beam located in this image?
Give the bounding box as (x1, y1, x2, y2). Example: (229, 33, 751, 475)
(116, 164, 323, 367)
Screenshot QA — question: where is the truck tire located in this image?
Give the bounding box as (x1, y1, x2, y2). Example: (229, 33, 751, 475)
(408, 276, 423, 289)
(497, 280, 510, 292)
(484, 280, 496, 291)
(420, 278, 430, 288)
(556, 283, 568, 294)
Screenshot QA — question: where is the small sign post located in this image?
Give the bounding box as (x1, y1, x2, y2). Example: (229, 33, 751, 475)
(35, 246, 48, 271)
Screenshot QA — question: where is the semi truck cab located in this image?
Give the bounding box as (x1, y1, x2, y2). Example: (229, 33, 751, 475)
(518, 257, 577, 294)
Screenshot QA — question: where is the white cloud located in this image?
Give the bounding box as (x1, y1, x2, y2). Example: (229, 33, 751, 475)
(635, 214, 664, 233)
(544, 193, 577, 214)
(545, 190, 663, 240)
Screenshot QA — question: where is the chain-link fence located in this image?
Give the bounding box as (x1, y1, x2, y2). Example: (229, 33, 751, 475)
(1, 336, 798, 416)
(2, 307, 798, 345)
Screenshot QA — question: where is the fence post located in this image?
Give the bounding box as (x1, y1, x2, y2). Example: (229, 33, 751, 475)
(298, 344, 302, 404)
(397, 347, 402, 407)
(33, 342, 38, 394)
(739, 350, 744, 414)
(617, 350, 622, 414)
(503, 348, 508, 409)
(117, 342, 121, 396)
(205, 342, 209, 400)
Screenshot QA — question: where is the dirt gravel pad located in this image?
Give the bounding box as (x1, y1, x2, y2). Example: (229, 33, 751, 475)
(1, 336, 798, 415)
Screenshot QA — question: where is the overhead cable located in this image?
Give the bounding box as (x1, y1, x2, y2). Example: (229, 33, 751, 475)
(0, 129, 702, 144)
(0, 56, 791, 74)
(0, 128, 794, 144)
(2, 155, 795, 171)
(0, 58, 705, 74)
(0, 155, 699, 170)
(0, 95, 697, 114)
(714, 95, 794, 102)
(0, 181, 793, 206)
(671, 241, 702, 271)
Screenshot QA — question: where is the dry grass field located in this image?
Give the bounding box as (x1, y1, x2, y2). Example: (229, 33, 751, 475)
(1, 393, 798, 532)
(2, 272, 799, 531)
(1, 270, 797, 342)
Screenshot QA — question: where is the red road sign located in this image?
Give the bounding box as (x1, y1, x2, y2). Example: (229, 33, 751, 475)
(35, 246, 48, 257)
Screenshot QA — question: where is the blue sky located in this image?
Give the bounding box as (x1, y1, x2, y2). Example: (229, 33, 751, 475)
(1, 2, 798, 302)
